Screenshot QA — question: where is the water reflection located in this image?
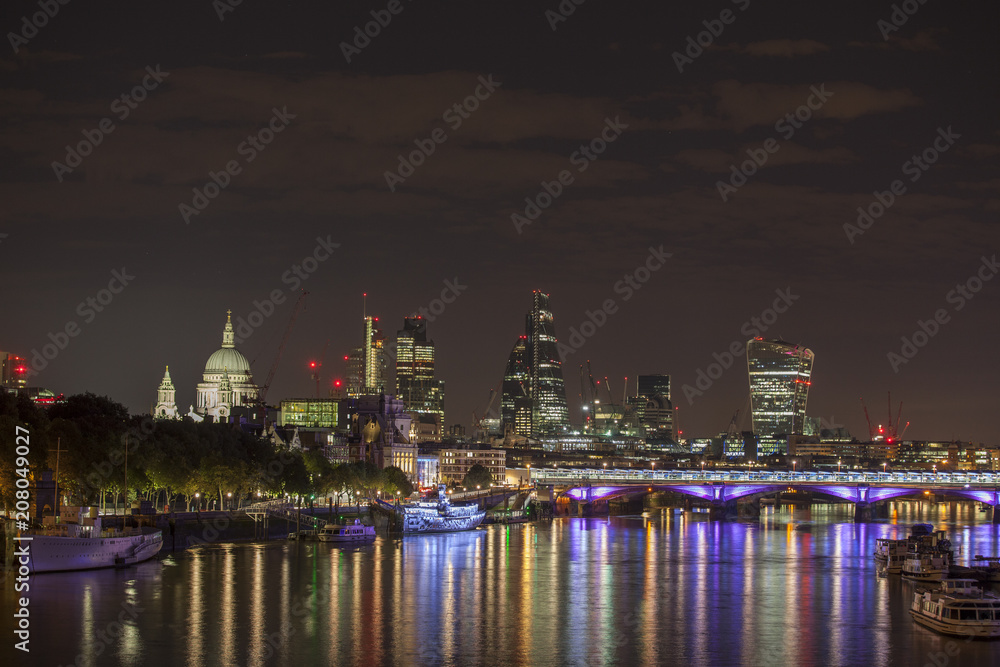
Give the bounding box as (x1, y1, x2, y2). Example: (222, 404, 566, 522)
(3, 503, 999, 666)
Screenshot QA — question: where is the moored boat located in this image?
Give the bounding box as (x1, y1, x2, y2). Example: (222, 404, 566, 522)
(23, 507, 162, 574)
(372, 485, 485, 534)
(969, 556, 1000, 583)
(902, 550, 953, 583)
(910, 579, 1000, 638)
(874, 538, 909, 574)
(318, 520, 376, 542)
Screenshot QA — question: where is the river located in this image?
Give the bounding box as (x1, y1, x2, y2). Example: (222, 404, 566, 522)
(3, 502, 999, 666)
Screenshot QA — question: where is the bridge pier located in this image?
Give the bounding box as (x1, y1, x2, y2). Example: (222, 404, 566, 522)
(993, 505, 1000, 524)
(854, 500, 889, 522)
(710, 499, 739, 521)
(739, 497, 761, 519)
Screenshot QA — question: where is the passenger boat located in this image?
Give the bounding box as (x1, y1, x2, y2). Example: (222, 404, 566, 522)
(22, 507, 162, 574)
(874, 538, 910, 574)
(910, 579, 1000, 638)
(318, 520, 375, 542)
(902, 550, 953, 583)
(371, 485, 485, 533)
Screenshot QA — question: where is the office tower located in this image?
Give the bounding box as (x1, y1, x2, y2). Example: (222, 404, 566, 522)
(525, 291, 569, 434)
(634, 374, 675, 441)
(637, 374, 671, 401)
(345, 347, 364, 397)
(0, 352, 28, 391)
(747, 338, 815, 456)
(500, 336, 531, 436)
(395, 316, 445, 427)
(361, 316, 389, 395)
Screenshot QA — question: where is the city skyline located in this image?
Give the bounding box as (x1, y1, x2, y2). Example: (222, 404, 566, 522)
(1, 1, 997, 444)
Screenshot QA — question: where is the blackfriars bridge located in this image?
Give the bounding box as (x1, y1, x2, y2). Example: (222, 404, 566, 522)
(530, 468, 1000, 522)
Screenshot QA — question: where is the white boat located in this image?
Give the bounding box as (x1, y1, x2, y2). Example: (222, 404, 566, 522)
(318, 520, 375, 542)
(874, 538, 909, 574)
(24, 507, 162, 574)
(902, 550, 953, 583)
(372, 485, 485, 533)
(910, 579, 1000, 638)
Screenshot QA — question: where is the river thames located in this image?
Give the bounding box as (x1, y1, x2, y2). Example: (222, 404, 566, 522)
(4, 503, 999, 666)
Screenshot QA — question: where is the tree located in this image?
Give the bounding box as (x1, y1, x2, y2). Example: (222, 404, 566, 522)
(461, 464, 493, 491)
(382, 466, 413, 498)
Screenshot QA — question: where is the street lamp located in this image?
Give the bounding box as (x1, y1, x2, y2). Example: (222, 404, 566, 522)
(792, 460, 796, 474)
(933, 464, 937, 474)
(838, 459, 842, 474)
(883, 462, 887, 474)
(226, 491, 232, 510)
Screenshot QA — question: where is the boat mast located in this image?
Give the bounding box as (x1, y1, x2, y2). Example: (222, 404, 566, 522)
(50, 438, 65, 520)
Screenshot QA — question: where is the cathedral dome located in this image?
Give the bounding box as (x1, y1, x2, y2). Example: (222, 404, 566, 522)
(204, 311, 253, 376)
(205, 347, 251, 374)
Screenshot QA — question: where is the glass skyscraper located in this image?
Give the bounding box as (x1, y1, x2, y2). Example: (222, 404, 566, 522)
(526, 291, 570, 434)
(499, 292, 570, 437)
(395, 316, 445, 426)
(500, 336, 531, 436)
(747, 338, 815, 456)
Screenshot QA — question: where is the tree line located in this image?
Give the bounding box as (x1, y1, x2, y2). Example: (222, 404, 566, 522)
(0, 392, 412, 517)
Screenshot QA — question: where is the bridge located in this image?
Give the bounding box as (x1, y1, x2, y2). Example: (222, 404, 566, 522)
(243, 499, 327, 533)
(530, 468, 1000, 522)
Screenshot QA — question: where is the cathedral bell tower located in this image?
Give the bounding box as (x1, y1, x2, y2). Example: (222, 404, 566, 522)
(154, 366, 180, 419)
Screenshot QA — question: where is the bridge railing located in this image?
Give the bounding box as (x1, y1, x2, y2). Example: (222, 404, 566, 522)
(529, 468, 998, 487)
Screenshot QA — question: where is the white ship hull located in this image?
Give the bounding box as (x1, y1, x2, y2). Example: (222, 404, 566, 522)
(401, 511, 485, 534)
(26, 528, 163, 573)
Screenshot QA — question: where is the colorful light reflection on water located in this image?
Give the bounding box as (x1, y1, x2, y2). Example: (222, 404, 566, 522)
(3, 502, 999, 666)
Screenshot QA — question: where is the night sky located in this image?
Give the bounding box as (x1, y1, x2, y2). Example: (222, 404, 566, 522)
(2, 1, 997, 443)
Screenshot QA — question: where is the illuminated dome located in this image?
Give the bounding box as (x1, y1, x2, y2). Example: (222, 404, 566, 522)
(194, 311, 259, 418)
(205, 347, 251, 374)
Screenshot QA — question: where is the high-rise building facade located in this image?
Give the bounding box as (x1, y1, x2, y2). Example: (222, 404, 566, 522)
(747, 338, 815, 456)
(347, 316, 389, 398)
(526, 291, 569, 434)
(363, 316, 389, 394)
(498, 292, 569, 437)
(500, 336, 531, 436)
(1, 352, 28, 391)
(633, 374, 675, 441)
(395, 316, 445, 430)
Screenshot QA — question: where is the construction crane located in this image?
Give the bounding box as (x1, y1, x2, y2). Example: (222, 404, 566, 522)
(309, 338, 330, 398)
(257, 289, 308, 405)
(860, 392, 909, 442)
